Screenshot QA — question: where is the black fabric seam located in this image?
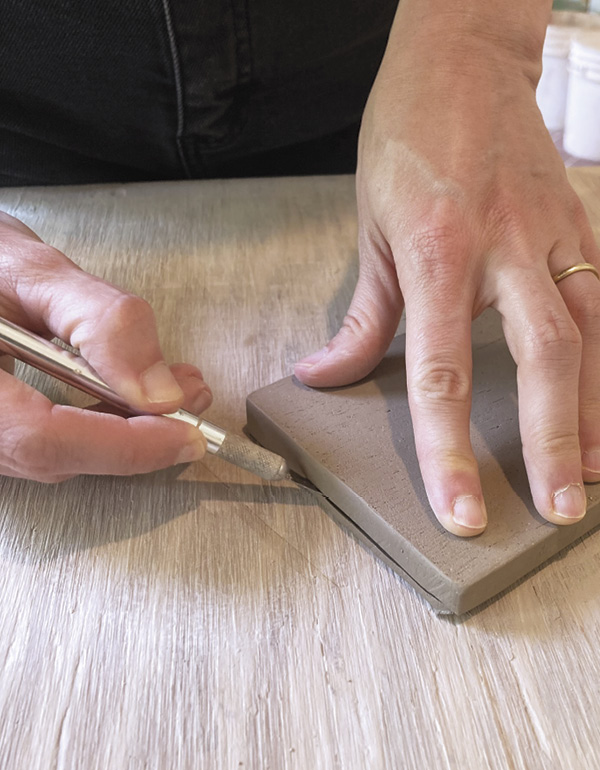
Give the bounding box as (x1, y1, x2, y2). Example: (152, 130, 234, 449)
(158, 0, 192, 179)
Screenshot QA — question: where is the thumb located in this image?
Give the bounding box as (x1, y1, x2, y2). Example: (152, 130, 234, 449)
(295, 249, 403, 387)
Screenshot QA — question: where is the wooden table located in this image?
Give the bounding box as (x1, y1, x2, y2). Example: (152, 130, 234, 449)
(0, 169, 599, 769)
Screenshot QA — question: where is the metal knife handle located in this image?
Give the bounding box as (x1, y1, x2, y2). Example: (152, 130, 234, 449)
(0, 316, 289, 481)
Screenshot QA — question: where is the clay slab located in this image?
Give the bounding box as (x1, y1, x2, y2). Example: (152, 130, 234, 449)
(246, 314, 600, 615)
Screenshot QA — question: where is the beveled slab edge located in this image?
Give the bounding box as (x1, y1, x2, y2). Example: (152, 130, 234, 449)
(247, 385, 600, 615)
(314, 494, 448, 613)
(247, 398, 460, 612)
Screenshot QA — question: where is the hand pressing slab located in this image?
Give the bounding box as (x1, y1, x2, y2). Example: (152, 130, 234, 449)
(246, 312, 600, 614)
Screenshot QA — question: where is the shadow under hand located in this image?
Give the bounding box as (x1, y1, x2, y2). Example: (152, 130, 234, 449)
(0, 466, 317, 567)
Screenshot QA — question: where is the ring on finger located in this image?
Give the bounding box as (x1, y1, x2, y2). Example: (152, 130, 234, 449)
(552, 262, 600, 285)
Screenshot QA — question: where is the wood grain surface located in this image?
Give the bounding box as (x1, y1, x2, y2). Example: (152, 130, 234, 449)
(0, 169, 599, 769)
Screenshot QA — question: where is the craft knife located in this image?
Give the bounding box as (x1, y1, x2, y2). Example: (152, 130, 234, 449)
(0, 315, 318, 487)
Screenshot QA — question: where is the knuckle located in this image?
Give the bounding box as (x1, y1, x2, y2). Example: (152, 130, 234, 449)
(411, 359, 471, 405)
(339, 308, 390, 353)
(341, 309, 372, 338)
(524, 428, 580, 461)
(103, 293, 155, 336)
(418, 445, 478, 475)
(411, 225, 464, 267)
(335, 311, 386, 371)
(570, 283, 600, 329)
(409, 205, 469, 282)
(523, 310, 582, 362)
(73, 293, 157, 357)
(70, 292, 156, 356)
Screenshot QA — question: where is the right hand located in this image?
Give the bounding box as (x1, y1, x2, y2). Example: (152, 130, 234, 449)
(0, 211, 212, 482)
(295, 4, 600, 537)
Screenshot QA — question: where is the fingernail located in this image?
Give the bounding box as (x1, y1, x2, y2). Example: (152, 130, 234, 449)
(176, 438, 206, 465)
(191, 384, 213, 414)
(582, 450, 600, 474)
(141, 362, 184, 404)
(296, 347, 329, 369)
(552, 483, 586, 520)
(451, 496, 487, 529)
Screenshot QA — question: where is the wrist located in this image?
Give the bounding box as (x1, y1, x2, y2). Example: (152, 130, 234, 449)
(387, 0, 552, 85)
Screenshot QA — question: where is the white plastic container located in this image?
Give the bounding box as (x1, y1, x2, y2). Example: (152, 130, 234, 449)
(564, 31, 600, 159)
(537, 22, 574, 130)
(537, 13, 600, 132)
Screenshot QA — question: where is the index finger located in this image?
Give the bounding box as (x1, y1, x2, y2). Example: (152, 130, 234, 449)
(0, 226, 189, 414)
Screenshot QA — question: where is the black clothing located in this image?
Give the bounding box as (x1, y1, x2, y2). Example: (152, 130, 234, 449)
(0, 0, 396, 185)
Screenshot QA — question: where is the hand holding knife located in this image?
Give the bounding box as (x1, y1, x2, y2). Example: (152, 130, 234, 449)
(0, 315, 307, 484)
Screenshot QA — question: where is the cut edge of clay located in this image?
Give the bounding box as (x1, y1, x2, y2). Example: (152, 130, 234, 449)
(246, 398, 464, 612)
(246, 392, 600, 615)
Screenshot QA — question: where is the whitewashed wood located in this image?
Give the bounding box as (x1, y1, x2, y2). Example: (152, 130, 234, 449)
(0, 169, 598, 769)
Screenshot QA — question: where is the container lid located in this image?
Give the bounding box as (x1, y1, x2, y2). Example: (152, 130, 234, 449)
(544, 24, 575, 57)
(551, 10, 600, 29)
(570, 31, 600, 79)
(545, 10, 600, 57)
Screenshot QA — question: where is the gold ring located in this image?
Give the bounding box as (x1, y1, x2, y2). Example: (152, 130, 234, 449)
(552, 263, 600, 284)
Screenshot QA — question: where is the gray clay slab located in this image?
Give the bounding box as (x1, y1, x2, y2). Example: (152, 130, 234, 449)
(246, 311, 600, 615)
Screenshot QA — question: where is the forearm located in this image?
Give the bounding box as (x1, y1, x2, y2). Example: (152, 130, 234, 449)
(386, 0, 553, 84)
